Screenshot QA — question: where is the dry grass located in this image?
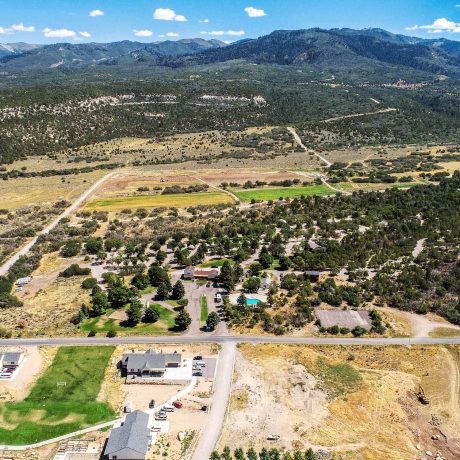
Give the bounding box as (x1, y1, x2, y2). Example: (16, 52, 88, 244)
(0, 274, 89, 337)
(221, 344, 460, 459)
(0, 170, 106, 210)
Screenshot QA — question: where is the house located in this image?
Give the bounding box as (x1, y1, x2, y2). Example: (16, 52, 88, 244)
(121, 350, 182, 377)
(183, 266, 220, 280)
(104, 410, 151, 460)
(305, 270, 321, 283)
(0, 352, 24, 369)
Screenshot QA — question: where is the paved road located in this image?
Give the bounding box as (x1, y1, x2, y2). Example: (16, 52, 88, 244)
(1, 335, 459, 347)
(191, 342, 236, 460)
(0, 171, 116, 277)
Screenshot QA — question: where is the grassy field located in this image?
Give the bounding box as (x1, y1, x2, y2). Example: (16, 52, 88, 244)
(0, 347, 115, 445)
(233, 185, 335, 202)
(200, 296, 209, 322)
(86, 191, 234, 211)
(0, 170, 106, 211)
(81, 304, 177, 335)
(199, 258, 234, 268)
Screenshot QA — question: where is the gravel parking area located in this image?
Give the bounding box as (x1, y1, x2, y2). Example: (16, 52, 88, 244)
(315, 309, 372, 330)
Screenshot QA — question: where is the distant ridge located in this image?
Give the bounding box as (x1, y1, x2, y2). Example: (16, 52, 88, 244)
(0, 28, 459, 77)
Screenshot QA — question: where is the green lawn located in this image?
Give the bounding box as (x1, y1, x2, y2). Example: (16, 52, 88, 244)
(233, 185, 335, 202)
(81, 304, 177, 335)
(0, 347, 115, 445)
(199, 258, 234, 268)
(200, 296, 209, 322)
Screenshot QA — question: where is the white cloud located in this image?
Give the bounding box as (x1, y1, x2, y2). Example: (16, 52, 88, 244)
(11, 23, 35, 32)
(406, 17, 460, 33)
(0, 27, 13, 34)
(89, 9, 104, 17)
(166, 32, 179, 37)
(43, 28, 76, 38)
(200, 18, 209, 24)
(79, 31, 91, 38)
(244, 6, 266, 17)
(201, 30, 245, 37)
(154, 8, 187, 22)
(134, 29, 153, 37)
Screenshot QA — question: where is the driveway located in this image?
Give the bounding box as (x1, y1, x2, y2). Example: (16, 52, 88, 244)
(191, 342, 236, 460)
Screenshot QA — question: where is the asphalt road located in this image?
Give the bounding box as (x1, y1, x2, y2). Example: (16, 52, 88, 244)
(191, 342, 236, 460)
(0, 172, 115, 277)
(1, 335, 459, 346)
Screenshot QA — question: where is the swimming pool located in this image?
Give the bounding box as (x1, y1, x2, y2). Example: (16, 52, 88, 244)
(246, 298, 261, 306)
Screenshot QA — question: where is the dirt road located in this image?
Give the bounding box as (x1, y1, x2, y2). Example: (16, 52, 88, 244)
(322, 107, 397, 123)
(0, 171, 116, 277)
(191, 342, 236, 460)
(287, 126, 332, 167)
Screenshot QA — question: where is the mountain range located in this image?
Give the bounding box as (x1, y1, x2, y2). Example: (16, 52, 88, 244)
(1, 28, 460, 78)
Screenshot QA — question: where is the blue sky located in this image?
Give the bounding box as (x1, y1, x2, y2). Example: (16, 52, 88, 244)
(0, 0, 460, 43)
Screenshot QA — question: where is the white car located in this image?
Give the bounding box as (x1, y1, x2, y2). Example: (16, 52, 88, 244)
(215, 293, 222, 303)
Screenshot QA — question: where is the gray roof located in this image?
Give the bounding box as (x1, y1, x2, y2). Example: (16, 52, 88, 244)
(123, 350, 181, 371)
(1, 352, 23, 362)
(104, 410, 150, 456)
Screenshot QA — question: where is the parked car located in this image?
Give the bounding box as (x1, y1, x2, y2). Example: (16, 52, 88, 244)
(149, 399, 155, 409)
(267, 434, 281, 441)
(155, 411, 167, 421)
(173, 400, 183, 409)
(163, 405, 175, 412)
(193, 355, 203, 360)
(215, 293, 222, 303)
(193, 370, 203, 377)
(194, 360, 206, 368)
(201, 405, 208, 412)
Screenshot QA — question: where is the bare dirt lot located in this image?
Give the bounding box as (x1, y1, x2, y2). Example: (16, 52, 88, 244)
(219, 344, 460, 460)
(0, 346, 56, 402)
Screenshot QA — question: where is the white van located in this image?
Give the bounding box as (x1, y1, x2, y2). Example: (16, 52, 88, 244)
(163, 405, 175, 412)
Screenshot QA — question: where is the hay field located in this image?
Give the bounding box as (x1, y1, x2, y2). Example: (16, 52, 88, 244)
(233, 185, 335, 201)
(86, 191, 234, 211)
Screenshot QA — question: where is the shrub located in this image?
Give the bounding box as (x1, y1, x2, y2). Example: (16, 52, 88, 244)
(59, 264, 91, 278)
(81, 277, 98, 289)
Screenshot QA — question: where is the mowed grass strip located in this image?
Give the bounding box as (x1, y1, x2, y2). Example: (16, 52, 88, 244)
(0, 346, 115, 445)
(86, 191, 234, 211)
(234, 185, 335, 202)
(200, 296, 209, 322)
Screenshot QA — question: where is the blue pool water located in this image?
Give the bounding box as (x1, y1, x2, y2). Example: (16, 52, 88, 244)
(246, 298, 261, 306)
